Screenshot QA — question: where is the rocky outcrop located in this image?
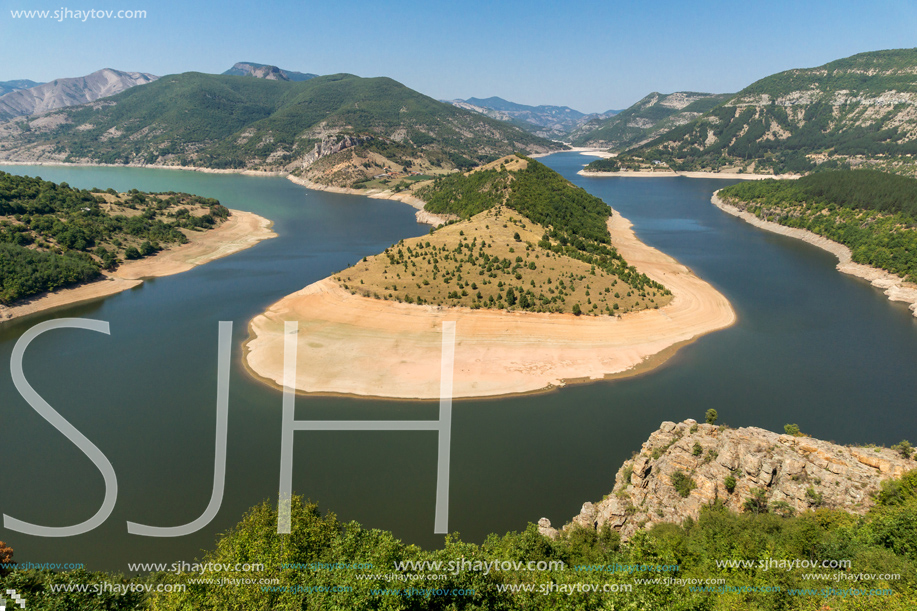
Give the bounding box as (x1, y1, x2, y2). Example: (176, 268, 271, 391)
(539, 419, 915, 540)
(300, 135, 374, 169)
(222, 62, 317, 82)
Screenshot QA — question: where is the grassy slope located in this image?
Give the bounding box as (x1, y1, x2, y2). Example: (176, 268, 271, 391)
(338, 155, 670, 315)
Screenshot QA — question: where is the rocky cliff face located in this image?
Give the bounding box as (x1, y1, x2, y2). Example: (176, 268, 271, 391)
(300, 135, 374, 168)
(0, 68, 157, 122)
(539, 419, 914, 541)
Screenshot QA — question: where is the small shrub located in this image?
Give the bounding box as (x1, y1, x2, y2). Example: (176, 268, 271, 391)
(705, 409, 718, 425)
(692, 442, 703, 457)
(670, 470, 697, 498)
(724, 475, 737, 493)
(806, 487, 824, 507)
(892, 440, 914, 460)
(743, 488, 768, 514)
(784, 423, 802, 436)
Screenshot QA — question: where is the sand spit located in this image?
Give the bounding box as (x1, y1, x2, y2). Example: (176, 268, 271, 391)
(712, 192, 917, 317)
(285, 174, 454, 226)
(0, 210, 276, 324)
(243, 210, 736, 399)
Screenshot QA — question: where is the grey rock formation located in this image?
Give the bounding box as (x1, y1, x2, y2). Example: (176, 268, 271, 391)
(301, 135, 374, 168)
(0, 68, 157, 122)
(542, 419, 914, 541)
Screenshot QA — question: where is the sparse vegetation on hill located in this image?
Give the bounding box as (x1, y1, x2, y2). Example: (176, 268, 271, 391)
(719, 169, 917, 281)
(0, 72, 562, 183)
(336, 156, 670, 315)
(614, 49, 917, 176)
(570, 91, 731, 151)
(0, 171, 228, 304)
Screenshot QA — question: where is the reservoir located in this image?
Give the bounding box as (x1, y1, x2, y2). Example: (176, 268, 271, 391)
(1, 153, 915, 570)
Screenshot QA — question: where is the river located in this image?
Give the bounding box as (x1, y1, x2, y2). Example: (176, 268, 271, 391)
(1, 153, 915, 571)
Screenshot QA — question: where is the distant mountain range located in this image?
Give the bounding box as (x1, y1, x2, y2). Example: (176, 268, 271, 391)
(0, 79, 43, 97)
(568, 91, 731, 150)
(605, 48, 917, 175)
(0, 72, 563, 186)
(0, 68, 157, 122)
(447, 96, 618, 139)
(222, 62, 317, 82)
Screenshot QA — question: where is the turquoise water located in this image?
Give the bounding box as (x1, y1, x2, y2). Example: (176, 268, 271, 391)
(1, 156, 915, 571)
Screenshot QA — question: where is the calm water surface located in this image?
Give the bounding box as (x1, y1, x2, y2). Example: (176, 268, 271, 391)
(1, 155, 915, 570)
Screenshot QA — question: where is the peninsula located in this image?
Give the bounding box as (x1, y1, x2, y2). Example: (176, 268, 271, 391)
(0, 171, 275, 323)
(244, 155, 735, 399)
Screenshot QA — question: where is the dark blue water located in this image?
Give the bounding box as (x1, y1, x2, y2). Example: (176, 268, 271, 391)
(1, 156, 915, 571)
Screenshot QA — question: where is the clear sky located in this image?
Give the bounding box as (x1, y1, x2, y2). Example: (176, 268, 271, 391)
(2, 0, 916, 113)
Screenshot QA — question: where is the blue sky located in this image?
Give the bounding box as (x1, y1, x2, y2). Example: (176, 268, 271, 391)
(2, 0, 916, 112)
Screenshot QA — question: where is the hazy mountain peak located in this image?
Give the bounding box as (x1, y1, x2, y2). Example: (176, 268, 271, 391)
(222, 62, 317, 82)
(0, 68, 157, 122)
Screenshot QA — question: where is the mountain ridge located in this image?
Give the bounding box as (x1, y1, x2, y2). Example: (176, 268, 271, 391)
(610, 48, 917, 175)
(0, 68, 157, 122)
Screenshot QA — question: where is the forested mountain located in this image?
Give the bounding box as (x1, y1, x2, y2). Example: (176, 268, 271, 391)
(448, 96, 616, 138)
(0, 171, 228, 304)
(613, 48, 917, 175)
(336, 154, 669, 316)
(0, 69, 157, 122)
(222, 61, 317, 82)
(569, 91, 730, 150)
(0, 73, 563, 186)
(0, 79, 42, 97)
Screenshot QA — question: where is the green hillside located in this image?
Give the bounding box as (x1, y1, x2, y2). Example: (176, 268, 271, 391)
(612, 49, 917, 175)
(0, 171, 228, 304)
(718, 169, 917, 281)
(0, 73, 562, 180)
(570, 92, 730, 151)
(336, 155, 670, 316)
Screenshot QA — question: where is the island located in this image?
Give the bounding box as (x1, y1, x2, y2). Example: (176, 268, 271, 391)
(244, 155, 735, 399)
(0, 171, 275, 323)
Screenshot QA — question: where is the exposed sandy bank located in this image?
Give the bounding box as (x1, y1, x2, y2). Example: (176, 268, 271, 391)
(285, 175, 455, 227)
(243, 210, 736, 399)
(712, 192, 917, 317)
(0, 210, 276, 324)
(0, 159, 287, 177)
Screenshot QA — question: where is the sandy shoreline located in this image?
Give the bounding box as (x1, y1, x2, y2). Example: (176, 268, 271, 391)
(579, 169, 801, 180)
(0, 210, 276, 324)
(712, 192, 917, 317)
(0, 159, 287, 177)
(243, 209, 736, 399)
(284, 174, 455, 226)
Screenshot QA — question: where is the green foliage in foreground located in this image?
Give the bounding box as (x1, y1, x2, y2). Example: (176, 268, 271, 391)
(7, 470, 917, 610)
(719, 169, 917, 282)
